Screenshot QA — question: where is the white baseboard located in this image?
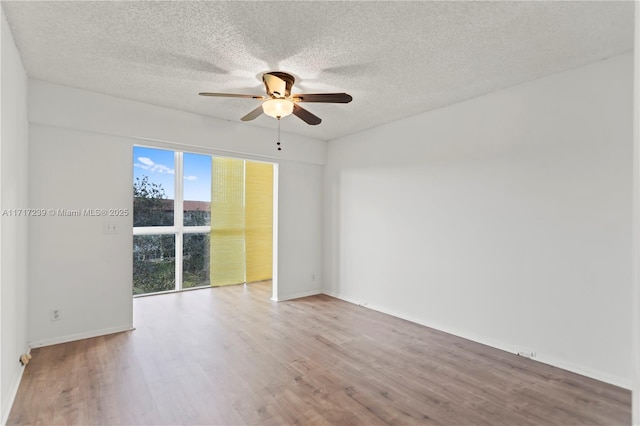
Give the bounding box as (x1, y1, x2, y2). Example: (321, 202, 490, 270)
(533, 353, 632, 390)
(273, 289, 322, 302)
(29, 325, 135, 349)
(1, 345, 31, 426)
(322, 290, 631, 390)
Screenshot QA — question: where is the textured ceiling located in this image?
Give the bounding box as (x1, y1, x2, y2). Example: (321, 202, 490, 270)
(1, 1, 634, 141)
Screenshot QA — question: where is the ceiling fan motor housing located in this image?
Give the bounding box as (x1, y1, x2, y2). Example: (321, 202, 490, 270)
(263, 72, 295, 98)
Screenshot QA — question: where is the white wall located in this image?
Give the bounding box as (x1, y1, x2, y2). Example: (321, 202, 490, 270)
(28, 125, 135, 346)
(0, 10, 29, 424)
(28, 81, 325, 346)
(276, 160, 324, 300)
(324, 53, 633, 388)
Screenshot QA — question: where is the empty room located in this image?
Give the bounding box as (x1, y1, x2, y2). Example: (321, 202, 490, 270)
(1, 1, 639, 425)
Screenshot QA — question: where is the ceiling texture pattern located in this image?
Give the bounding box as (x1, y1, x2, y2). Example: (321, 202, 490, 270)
(1, 1, 634, 141)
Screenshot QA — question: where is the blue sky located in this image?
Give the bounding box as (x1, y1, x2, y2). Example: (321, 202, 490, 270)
(133, 146, 212, 202)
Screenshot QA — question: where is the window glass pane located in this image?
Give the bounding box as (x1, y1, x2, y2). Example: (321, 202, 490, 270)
(183, 233, 210, 289)
(183, 152, 211, 226)
(133, 146, 175, 226)
(133, 235, 176, 295)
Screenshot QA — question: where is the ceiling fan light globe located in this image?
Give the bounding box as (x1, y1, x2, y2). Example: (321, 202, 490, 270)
(262, 99, 294, 119)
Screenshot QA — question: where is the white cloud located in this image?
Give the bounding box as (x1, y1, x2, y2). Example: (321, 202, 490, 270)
(134, 157, 175, 175)
(133, 163, 151, 171)
(184, 175, 198, 181)
(138, 157, 154, 166)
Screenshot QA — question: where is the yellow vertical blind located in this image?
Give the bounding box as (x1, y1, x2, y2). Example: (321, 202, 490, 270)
(209, 158, 274, 287)
(245, 161, 273, 282)
(210, 158, 246, 286)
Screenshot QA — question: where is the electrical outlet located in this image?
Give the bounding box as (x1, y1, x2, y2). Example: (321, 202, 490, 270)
(312, 273, 316, 282)
(50, 309, 61, 322)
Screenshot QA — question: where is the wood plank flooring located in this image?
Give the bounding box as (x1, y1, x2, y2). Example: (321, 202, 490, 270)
(8, 282, 631, 425)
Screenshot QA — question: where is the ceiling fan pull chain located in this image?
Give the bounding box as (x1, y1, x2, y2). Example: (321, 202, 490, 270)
(277, 118, 282, 151)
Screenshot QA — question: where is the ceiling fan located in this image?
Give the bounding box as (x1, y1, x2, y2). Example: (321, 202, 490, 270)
(199, 71, 352, 125)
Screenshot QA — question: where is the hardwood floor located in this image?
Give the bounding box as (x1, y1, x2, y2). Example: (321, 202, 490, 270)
(8, 282, 631, 425)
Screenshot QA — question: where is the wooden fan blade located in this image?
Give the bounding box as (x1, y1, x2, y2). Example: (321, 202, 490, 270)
(292, 104, 321, 125)
(292, 93, 353, 103)
(241, 105, 264, 121)
(199, 92, 265, 99)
